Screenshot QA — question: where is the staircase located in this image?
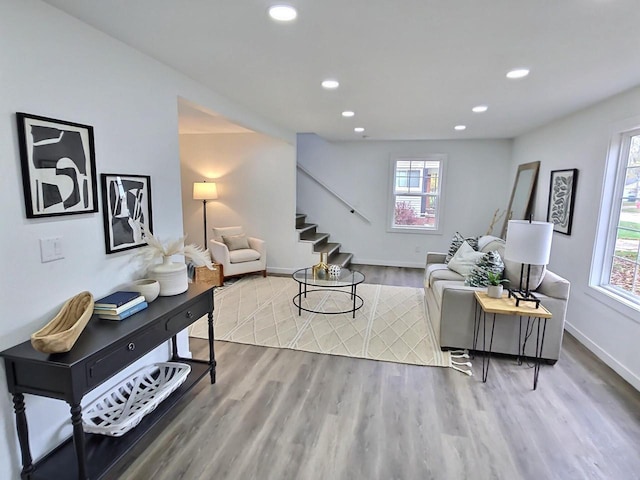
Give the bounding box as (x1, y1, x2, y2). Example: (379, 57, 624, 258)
(296, 213, 353, 268)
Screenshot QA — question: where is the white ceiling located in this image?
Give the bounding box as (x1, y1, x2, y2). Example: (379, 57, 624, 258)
(44, 0, 640, 140)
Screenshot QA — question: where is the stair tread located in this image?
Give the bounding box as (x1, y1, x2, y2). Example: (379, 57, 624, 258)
(299, 232, 329, 244)
(329, 252, 353, 268)
(296, 223, 317, 232)
(315, 242, 341, 254)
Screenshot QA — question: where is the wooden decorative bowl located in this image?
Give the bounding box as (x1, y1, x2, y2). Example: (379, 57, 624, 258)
(31, 291, 94, 354)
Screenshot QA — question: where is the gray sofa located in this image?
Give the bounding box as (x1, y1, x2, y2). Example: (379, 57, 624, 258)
(424, 235, 570, 362)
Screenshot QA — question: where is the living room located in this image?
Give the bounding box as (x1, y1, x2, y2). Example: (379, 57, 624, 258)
(2, 1, 640, 479)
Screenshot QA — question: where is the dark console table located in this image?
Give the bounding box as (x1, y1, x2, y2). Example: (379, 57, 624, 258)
(0, 283, 215, 480)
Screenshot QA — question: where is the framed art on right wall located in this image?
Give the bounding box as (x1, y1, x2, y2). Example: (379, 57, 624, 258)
(547, 168, 578, 235)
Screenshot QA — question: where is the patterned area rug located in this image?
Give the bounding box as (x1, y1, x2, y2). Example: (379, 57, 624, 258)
(189, 275, 458, 369)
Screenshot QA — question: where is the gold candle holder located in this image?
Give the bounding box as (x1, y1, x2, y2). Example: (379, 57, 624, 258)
(312, 252, 329, 278)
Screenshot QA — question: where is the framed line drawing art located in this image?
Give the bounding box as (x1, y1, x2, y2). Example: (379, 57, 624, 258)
(101, 174, 153, 254)
(547, 168, 578, 235)
(16, 113, 98, 218)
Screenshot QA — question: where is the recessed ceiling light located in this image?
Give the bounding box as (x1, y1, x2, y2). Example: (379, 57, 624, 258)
(506, 68, 530, 79)
(454, 125, 466, 131)
(472, 105, 488, 113)
(268, 5, 297, 21)
(342, 111, 355, 117)
(321, 79, 339, 89)
(354, 127, 365, 133)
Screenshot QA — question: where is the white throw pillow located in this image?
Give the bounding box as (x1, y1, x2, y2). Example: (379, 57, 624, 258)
(447, 241, 485, 276)
(445, 232, 479, 263)
(478, 235, 506, 257)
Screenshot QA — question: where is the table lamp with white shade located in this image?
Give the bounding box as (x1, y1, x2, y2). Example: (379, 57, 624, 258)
(504, 219, 553, 308)
(193, 181, 218, 248)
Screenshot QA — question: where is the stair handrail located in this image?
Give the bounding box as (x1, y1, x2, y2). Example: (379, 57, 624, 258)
(297, 164, 372, 224)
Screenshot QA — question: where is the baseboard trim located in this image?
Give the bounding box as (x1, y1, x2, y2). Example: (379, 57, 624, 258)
(266, 267, 297, 275)
(565, 321, 640, 392)
(351, 258, 424, 268)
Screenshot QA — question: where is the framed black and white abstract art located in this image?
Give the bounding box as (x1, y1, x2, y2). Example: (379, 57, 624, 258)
(16, 113, 98, 218)
(547, 168, 578, 235)
(101, 174, 153, 254)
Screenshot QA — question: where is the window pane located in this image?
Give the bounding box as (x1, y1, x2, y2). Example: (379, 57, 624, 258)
(424, 168, 439, 194)
(634, 269, 640, 297)
(396, 171, 409, 189)
(629, 134, 640, 167)
(394, 198, 418, 226)
(395, 160, 441, 194)
(609, 256, 637, 293)
(614, 231, 639, 262)
(423, 197, 437, 226)
(408, 170, 421, 188)
(393, 196, 437, 227)
(623, 166, 640, 201)
(396, 170, 421, 190)
(618, 197, 640, 225)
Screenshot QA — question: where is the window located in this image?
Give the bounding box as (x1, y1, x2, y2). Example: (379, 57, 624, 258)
(389, 155, 445, 233)
(594, 127, 640, 305)
(396, 170, 421, 189)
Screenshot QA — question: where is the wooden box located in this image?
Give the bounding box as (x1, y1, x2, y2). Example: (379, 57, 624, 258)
(194, 264, 223, 286)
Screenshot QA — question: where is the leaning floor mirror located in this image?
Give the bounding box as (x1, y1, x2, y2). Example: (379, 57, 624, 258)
(501, 161, 541, 238)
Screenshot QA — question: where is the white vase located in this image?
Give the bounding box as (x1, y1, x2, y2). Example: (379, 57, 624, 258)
(148, 256, 188, 296)
(487, 284, 503, 299)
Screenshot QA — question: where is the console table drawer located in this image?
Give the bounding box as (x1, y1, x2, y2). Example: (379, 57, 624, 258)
(86, 324, 162, 387)
(164, 296, 211, 334)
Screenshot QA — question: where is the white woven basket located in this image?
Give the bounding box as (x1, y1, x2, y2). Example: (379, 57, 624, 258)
(83, 362, 191, 437)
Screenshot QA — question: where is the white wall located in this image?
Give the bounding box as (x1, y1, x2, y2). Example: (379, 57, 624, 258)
(296, 133, 513, 267)
(0, 1, 294, 478)
(512, 85, 640, 391)
(180, 133, 316, 272)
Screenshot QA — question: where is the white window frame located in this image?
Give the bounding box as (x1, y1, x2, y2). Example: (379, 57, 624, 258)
(590, 120, 640, 316)
(387, 154, 446, 234)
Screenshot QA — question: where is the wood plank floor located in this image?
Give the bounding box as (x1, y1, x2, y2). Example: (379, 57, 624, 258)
(108, 266, 640, 480)
(352, 263, 425, 288)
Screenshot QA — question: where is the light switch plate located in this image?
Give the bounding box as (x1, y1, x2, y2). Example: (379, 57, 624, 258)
(40, 237, 64, 263)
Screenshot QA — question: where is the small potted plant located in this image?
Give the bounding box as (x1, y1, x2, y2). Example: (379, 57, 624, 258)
(486, 271, 509, 298)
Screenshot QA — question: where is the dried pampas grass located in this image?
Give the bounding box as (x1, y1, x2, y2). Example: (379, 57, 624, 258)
(137, 224, 213, 272)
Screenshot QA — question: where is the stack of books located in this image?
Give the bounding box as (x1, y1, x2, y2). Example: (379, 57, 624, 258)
(94, 291, 148, 321)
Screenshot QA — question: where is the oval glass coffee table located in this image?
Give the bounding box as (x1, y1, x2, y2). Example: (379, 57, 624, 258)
(292, 267, 365, 318)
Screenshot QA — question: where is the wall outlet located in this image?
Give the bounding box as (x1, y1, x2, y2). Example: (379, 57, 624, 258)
(40, 237, 64, 263)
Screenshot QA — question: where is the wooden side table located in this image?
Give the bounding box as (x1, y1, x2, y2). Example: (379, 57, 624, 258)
(473, 291, 552, 390)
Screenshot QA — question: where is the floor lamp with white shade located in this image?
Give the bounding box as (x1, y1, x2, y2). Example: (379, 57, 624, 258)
(193, 181, 218, 248)
(504, 219, 553, 308)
